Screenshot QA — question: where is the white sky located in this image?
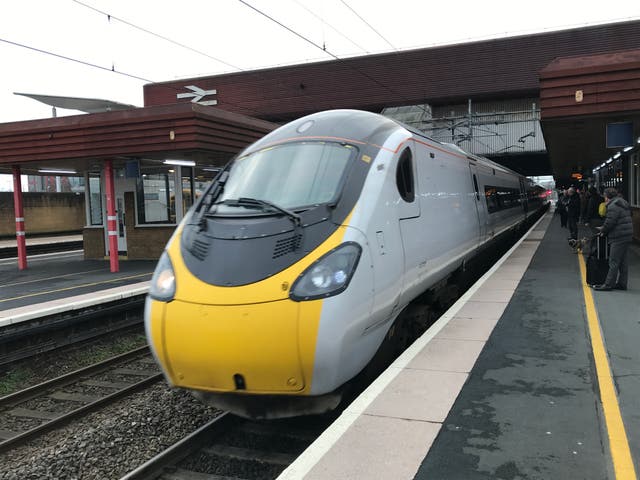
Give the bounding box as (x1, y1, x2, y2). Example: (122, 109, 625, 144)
(1, 0, 639, 190)
(1, 0, 640, 124)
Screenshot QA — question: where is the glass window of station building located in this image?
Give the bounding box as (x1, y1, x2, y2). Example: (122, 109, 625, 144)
(594, 157, 625, 192)
(593, 147, 640, 207)
(86, 174, 103, 226)
(80, 160, 221, 229)
(137, 165, 177, 224)
(630, 151, 640, 207)
(135, 160, 221, 225)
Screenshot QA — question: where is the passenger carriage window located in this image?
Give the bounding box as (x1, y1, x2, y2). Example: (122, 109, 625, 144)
(484, 185, 521, 214)
(396, 148, 415, 202)
(473, 174, 480, 201)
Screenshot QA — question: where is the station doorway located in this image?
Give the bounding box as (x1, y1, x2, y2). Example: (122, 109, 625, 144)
(103, 176, 135, 257)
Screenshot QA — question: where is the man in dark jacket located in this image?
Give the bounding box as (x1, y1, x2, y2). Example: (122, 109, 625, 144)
(593, 188, 633, 291)
(565, 187, 581, 241)
(557, 190, 568, 227)
(584, 186, 604, 230)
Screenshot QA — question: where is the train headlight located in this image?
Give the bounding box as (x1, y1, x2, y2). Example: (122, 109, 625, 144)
(290, 242, 361, 301)
(149, 252, 176, 302)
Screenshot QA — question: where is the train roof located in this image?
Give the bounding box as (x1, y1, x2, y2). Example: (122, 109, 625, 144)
(388, 116, 523, 178)
(244, 110, 525, 179)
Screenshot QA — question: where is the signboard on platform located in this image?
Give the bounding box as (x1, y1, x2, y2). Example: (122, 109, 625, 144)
(606, 122, 633, 148)
(125, 160, 140, 178)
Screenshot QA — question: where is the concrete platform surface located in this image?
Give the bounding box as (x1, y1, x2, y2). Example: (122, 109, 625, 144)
(0, 250, 154, 325)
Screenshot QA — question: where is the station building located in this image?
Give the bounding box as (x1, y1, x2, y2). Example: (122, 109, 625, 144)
(1, 19, 639, 271)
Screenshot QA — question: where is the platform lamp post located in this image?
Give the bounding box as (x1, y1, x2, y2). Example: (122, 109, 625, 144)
(12, 165, 27, 270)
(104, 159, 119, 273)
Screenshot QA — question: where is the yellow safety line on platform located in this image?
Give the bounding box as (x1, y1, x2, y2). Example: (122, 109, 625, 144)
(578, 254, 637, 479)
(0, 272, 152, 304)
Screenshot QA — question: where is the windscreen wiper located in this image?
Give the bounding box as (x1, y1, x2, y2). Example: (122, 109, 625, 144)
(194, 169, 229, 231)
(211, 197, 302, 227)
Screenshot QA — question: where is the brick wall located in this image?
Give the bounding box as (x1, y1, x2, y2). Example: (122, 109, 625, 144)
(124, 192, 175, 259)
(83, 227, 104, 259)
(0, 192, 85, 237)
(80, 192, 175, 260)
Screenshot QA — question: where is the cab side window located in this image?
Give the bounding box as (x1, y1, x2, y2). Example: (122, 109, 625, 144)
(396, 148, 415, 202)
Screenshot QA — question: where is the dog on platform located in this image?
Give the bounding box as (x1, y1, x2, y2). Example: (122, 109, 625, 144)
(568, 237, 588, 254)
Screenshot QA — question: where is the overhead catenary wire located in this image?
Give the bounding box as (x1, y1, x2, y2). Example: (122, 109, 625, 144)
(0, 37, 280, 122)
(6, 3, 292, 124)
(339, 0, 396, 51)
(290, 0, 369, 54)
(5, 0, 421, 121)
(70, 0, 324, 123)
(237, 0, 340, 60)
(237, 0, 430, 117)
(69, 0, 296, 122)
(72, 0, 244, 72)
(4, 1, 423, 122)
(0, 37, 154, 83)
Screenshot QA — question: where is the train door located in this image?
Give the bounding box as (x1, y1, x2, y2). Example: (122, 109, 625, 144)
(115, 194, 127, 253)
(519, 178, 529, 216)
(468, 163, 487, 243)
(396, 146, 424, 305)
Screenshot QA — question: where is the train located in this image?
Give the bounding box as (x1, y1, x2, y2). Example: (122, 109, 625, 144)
(145, 109, 547, 419)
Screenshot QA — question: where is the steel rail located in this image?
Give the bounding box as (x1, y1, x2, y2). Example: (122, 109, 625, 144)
(0, 346, 150, 406)
(119, 412, 238, 480)
(120, 412, 334, 480)
(0, 347, 161, 453)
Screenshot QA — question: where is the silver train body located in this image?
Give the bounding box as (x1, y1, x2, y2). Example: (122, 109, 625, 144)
(145, 110, 546, 418)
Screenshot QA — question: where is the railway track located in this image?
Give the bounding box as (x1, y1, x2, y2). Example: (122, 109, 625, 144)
(121, 411, 334, 480)
(0, 346, 161, 452)
(0, 297, 146, 367)
(0, 240, 84, 259)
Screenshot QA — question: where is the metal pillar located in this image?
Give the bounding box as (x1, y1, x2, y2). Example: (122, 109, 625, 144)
(104, 159, 119, 272)
(12, 166, 27, 270)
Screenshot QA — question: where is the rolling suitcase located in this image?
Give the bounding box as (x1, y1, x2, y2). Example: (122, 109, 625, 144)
(586, 235, 608, 286)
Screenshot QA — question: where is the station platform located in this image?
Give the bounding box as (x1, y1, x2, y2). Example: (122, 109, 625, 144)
(0, 250, 153, 328)
(0, 233, 82, 250)
(281, 212, 640, 480)
(0, 233, 84, 259)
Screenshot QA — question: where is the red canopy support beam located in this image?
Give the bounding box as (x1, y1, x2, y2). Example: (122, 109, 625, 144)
(12, 166, 27, 270)
(104, 159, 119, 273)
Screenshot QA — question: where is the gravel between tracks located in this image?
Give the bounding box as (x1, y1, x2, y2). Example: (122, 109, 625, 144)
(0, 382, 219, 480)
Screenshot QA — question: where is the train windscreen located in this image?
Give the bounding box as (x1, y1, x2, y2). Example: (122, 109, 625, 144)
(214, 141, 356, 213)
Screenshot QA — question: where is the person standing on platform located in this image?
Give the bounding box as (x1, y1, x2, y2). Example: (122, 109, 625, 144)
(557, 189, 568, 228)
(584, 186, 604, 231)
(579, 186, 588, 224)
(592, 188, 633, 291)
(565, 187, 581, 241)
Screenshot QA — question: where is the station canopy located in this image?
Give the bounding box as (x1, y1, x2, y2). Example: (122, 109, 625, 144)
(0, 103, 277, 176)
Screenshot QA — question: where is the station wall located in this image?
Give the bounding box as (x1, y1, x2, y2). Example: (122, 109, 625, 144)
(0, 192, 85, 237)
(123, 192, 174, 259)
(82, 192, 174, 260)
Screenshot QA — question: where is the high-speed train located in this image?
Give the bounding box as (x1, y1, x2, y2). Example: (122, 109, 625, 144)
(145, 109, 546, 419)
